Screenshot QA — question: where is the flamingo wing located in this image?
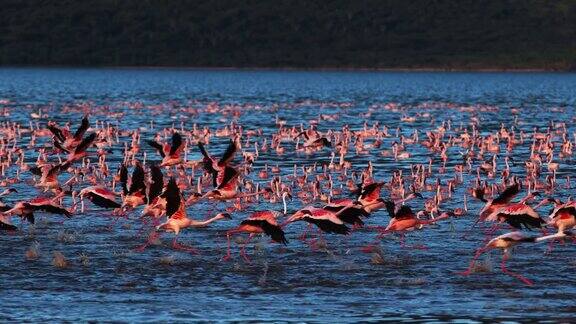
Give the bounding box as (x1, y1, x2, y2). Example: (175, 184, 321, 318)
(29, 166, 43, 176)
(129, 163, 146, 195)
(86, 192, 121, 209)
(53, 140, 70, 153)
(73, 115, 90, 140)
(198, 141, 217, 176)
(492, 183, 520, 205)
(31, 204, 72, 218)
(47, 124, 66, 143)
(148, 164, 164, 202)
(163, 178, 181, 218)
(0, 220, 17, 231)
(240, 219, 288, 244)
(394, 205, 415, 220)
(169, 132, 183, 156)
(359, 182, 384, 201)
(146, 140, 166, 158)
(119, 164, 129, 195)
(303, 216, 350, 234)
(335, 206, 367, 225)
(216, 167, 239, 190)
(496, 205, 544, 230)
(74, 132, 96, 154)
(218, 139, 237, 167)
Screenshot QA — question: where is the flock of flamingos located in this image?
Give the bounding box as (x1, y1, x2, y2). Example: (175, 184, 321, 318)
(0, 106, 574, 287)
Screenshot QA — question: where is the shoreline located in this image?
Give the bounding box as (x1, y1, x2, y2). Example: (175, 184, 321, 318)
(0, 65, 572, 73)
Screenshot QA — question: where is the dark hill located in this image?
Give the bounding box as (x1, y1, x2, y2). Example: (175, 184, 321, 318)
(1, 0, 575, 69)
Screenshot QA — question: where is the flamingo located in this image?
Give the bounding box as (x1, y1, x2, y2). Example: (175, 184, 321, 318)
(284, 207, 350, 236)
(146, 132, 185, 167)
(459, 231, 571, 285)
(198, 138, 238, 186)
(137, 178, 231, 253)
(29, 162, 71, 191)
(476, 183, 520, 221)
(223, 210, 288, 262)
(141, 164, 165, 218)
(79, 186, 121, 211)
(48, 115, 90, 151)
(119, 162, 147, 209)
(2, 194, 73, 225)
(64, 132, 97, 163)
(373, 201, 449, 248)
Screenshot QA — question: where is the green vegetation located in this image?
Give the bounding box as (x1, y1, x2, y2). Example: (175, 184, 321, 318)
(1, 0, 575, 69)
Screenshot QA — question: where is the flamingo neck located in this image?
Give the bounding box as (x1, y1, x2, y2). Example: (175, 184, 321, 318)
(189, 215, 223, 227)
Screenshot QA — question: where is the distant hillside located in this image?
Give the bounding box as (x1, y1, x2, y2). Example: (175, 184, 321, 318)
(1, 0, 575, 69)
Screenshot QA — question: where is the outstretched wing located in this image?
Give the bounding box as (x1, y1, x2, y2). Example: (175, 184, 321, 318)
(240, 219, 288, 244)
(473, 187, 487, 202)
(53, 140, 70, 153)
(47, 162, 70, 178)
(169, 132, 183, 156)
(29, 166, 43, 176)
(47, 124, 66, 142)
(148, 164, 164, 202)
(198, 141, 217, 174)
(384, 200, 396, 218)
(335, 206, 367, 225)
(394, 205, 415, 220)
(0, 220, 17, 231)
(359, 182, 384, 201)
(147, 140, 166, 158)
(218, 139, 237, 167)
(74, 132, 96, 154)
(163, 178, 181, 218)
(129, 163, 146, 195)
(119, 164, 129, 195)
(73, 115, 90, 140)
(31, 204, 72, 218)
(492, 183, 520, 205)
(216, 167, 239, 190)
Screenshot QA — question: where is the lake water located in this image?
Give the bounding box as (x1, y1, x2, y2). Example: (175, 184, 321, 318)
(0, 69, 575, 322)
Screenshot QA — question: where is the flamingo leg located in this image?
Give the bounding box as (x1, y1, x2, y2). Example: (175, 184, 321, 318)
(239, 233, 255, 263)
(171, 236, 199, 255)
(135, 218, 151, 238)
(500, 253, 533, 286)
(458, 247, 488, 276)
(222, 233, 233, 261)
(134, 231, 160, 252)
(299, 223, 312, 242)
(399, 233, 406, 248)
(545, 239, 556, 255)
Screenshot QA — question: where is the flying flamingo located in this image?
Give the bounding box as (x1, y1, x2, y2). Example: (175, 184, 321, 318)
(2, 193, 73, 225)
(147, 132, 185, 167)
(141, 164, 165, 218)
(284, 206, 350, 247)
(459, 231, 571, 285)
(64, 132, 97, 163)
(119, 162, 147, 209)
(29, 162, 71, 191)
(372, 201, 450, 249)
(48, 115, 90, 152)
(223, 210, 288, 262)
(198, 138, 238, 186)
(136, 178, 232, 253)
(476, 183, 520, 222)
(79, 186, 121, 211)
